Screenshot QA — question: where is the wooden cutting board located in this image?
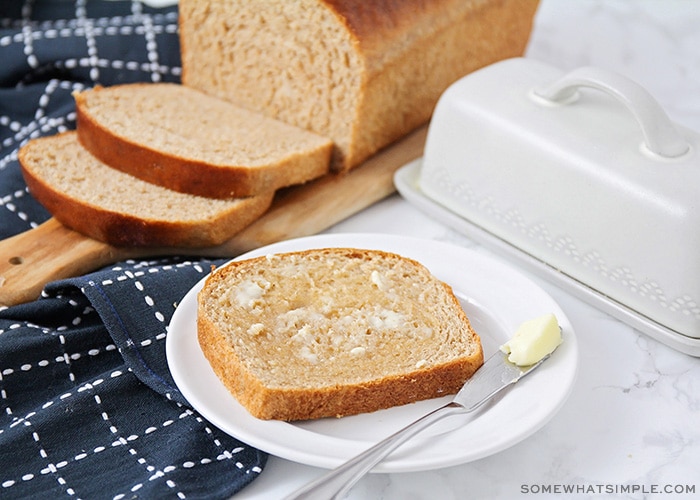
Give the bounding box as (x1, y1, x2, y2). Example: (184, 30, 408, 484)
(0, 126, 427, 307)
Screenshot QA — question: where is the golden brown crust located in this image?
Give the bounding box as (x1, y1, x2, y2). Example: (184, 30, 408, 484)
(322, 0, 485, 54)
(18, 133, 274, 247)
(74, 84, 333, 199)
(341, 0, 541, 169)
(321, 0, 536, 64)
(197, 248, 484, 421)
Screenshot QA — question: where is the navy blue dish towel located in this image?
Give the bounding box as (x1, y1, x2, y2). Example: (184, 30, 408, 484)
(0, 2, 268, 498)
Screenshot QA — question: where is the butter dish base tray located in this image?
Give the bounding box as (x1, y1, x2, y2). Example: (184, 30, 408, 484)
(395, 159, 700, 357)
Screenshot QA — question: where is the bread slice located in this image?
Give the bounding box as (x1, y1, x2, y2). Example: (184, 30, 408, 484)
(179, 0, 539, 171)
(18, 132, 274, 247)
(197, 247, 484, 421)
(74, 83, 333, 198)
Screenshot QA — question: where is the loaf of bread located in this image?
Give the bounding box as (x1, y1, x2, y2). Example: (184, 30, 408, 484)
(75, 83, 333, 198)
(179, 0, 539, 171)
(197, 247, 483, 421)
(18, 132, 274, 247)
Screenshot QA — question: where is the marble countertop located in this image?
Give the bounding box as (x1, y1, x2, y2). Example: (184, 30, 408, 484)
(236, 1, 700, 498)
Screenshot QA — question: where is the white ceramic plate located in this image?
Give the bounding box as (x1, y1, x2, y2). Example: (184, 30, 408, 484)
(166, 233, 578, 472)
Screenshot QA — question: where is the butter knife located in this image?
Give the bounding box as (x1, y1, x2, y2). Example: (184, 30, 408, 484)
(284, 348, 555, 500)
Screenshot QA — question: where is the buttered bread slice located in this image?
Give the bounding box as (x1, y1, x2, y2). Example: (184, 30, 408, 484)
(197, 247, 483, 421)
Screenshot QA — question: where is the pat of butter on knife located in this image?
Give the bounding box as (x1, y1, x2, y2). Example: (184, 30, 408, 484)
(500, 313, 563, 366)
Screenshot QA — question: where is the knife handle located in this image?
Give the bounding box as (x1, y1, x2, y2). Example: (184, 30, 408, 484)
(0, 218, 135, 307)
(283, 402, 465, 500)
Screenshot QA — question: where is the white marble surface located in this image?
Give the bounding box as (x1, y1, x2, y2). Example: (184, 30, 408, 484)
(235, 1, 700, 498)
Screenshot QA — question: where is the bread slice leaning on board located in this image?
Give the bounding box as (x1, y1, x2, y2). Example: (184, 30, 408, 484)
(179, 0, 540, 171)
(18, 132, 274, 247)
(74, 83, 333, 199)
(197, 247, 484, 421)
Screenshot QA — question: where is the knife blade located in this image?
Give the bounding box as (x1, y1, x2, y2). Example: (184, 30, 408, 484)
(453, 348, 551, 412)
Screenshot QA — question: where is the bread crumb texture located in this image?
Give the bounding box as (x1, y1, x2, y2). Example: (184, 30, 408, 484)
(197, 247, 483, 420)
(20, 133, 242, 219)
(180, 0, 360, 167)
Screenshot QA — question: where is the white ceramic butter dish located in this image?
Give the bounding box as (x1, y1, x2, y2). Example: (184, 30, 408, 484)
(395, 57, 700, 356)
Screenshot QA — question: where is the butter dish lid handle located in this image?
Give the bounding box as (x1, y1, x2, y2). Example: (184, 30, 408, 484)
(533, 66, 690, 159)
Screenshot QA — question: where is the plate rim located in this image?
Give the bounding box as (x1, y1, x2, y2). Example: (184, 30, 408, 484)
(166, 233, 578, 472)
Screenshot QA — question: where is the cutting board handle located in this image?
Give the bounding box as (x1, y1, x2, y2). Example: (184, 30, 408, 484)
(0, 219, 132, 306)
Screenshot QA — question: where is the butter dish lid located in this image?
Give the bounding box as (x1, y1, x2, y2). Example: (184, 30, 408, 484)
(396, 57, 700, 356)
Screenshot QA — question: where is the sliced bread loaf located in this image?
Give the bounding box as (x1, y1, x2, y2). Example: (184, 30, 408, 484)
(179, 0, 539, 171)
(18, 132, 274, 247)
(197, 247, 484, 421)
(74, 83, 333, 198)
